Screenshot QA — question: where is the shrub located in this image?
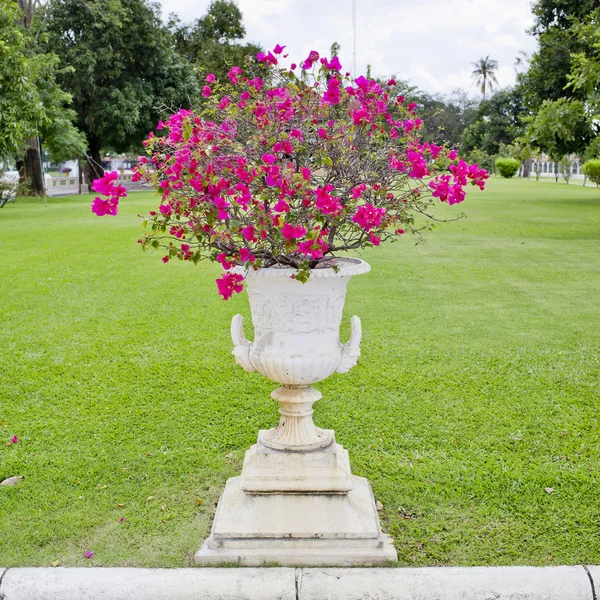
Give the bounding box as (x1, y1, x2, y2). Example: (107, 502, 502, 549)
(495, 157, 520, 178)
(583, 160, 600, 186)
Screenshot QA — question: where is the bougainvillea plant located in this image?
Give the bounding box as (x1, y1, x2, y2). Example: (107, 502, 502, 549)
(92, 45, 488, 299)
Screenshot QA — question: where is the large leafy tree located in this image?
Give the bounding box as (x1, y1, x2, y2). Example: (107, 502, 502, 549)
(42, 0, 199, 183)
(169, 0, 261, 83)
(1, 0, 83, 195)
(566, 10, 600, 115)
(519, 0, 597, 111)
(0, 0, 45, 161)
(527, 98, 593, 162)
(470, 56, 499, 100)
(460, 88, 525, 157)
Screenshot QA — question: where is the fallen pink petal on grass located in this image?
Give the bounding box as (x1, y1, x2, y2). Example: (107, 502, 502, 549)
(11, 435, 18, 444)
(83, 551, 94, 559)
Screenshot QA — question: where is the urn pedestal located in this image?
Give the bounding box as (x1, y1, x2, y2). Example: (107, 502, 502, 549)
(195, 258, 397, 566)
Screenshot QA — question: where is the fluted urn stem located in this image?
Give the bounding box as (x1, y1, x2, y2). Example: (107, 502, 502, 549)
(259, 385, 334, 452)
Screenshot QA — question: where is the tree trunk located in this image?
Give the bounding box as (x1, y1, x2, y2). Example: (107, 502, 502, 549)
(554, 162, 559, 183)
(83, 137, 104, 185)
(18, 138, 44, 196)
(523, 159, 532, 178)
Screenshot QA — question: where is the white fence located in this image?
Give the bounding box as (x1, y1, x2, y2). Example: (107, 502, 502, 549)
(531, 160, 585, 180)
(44, 170, 150, 197)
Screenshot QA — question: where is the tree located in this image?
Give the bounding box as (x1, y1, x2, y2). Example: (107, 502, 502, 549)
(527, 98, 593, 181)
(470, 56, 499, 100)
(566, 10, 600, 115)
(42, 0, 199, 183)
(1, 0, 86, 195)
(530, 0, 597, 36)
(460, 88, 524, 157)
(330, 41, 340, 57)
(519, 0, 597, 111)
(0, 0, 45, 160)
(169, 1, 261, 84)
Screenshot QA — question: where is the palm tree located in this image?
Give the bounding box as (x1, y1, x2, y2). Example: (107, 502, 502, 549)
(470, 56, 499, 100)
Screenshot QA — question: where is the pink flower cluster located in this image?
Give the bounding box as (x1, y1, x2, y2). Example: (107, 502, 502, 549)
(91, 172, 126, 216)
(92, 44, 488, 300)
(429, 159, 489, 205)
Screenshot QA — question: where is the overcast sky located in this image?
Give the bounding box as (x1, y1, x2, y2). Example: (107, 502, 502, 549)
(157, 0, 538, 97)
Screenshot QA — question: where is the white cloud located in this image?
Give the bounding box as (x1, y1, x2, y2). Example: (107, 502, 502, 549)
(156, 0, 538, 97)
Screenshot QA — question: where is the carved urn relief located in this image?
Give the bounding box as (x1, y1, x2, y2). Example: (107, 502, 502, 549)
(231, 257, 369, 451)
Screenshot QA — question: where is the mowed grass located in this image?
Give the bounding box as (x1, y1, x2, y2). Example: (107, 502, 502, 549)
(0, 177, 599, 567)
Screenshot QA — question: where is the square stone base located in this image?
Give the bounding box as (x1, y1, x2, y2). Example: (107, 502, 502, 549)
(240, 432, 353, 493)
(195, 475, 397, 566)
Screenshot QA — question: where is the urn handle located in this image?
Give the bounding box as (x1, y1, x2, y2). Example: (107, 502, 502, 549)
(231, 314, 256, 372)
(337, 315, 362, 374)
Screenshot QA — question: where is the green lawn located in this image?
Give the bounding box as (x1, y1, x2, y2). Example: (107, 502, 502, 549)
(0, 177, 599, 567)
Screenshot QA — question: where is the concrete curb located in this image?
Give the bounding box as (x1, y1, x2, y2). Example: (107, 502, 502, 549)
(0, 566, 597, 600)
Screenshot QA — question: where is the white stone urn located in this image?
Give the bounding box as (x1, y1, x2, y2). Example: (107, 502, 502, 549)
(231, 257, 370, 452)
(196, 257, 397, 566)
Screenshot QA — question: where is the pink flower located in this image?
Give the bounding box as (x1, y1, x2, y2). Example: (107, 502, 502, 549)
(387, 78, 396, 86)
(273, 199, 290, 213)
(216, 272, 244, 300)
(91, 171, 118, 196)
(325, 56, 342, 71)
(450, 159, 469, 185)
(228, 66, 242, 84)
(298, 237, 328, 259)
(218, 96, 231, 110)
(11, 435, 18, 444)
(290, 128, 303, 140)
(315, 185, 342, 216)
(216, 253, 234, 269)
(273, 44, 286, 54)
(323, 77, 341, 105)
(300, 167, 311, 181)
(261, 153, 276, 164)
(352, 204, 386, 231)
(302, 50, 320, 70)
(91, 197, 118, 217)
(447, 149, 458, 160)
(429, 174, 452, 202)
(162, 256, 169, 263)
(202, 86, 212, 98)
(212, 196, 230, 220)
(281, 223, 307, 241)
(257, 51, 277, 65)
(84, 551, 94, 559)
(205, 73, 215, 83)
(369, 234, 381, 246)
(317, 128, 327, 139)
(448, 183, 466, 205)
(159, 203, 172, 216)
(239, 248, 255, 263)
(351, 183, 367, 199)
(290, 63, 297, 70)
(241, 225, 256, 242)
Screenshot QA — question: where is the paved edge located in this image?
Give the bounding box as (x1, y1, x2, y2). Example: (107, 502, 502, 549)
(299, 565, 594, 600)
(0, 567, 297, 600)
(0, 565, 597, 600)
(586, 566, 599, 600)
